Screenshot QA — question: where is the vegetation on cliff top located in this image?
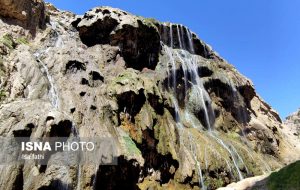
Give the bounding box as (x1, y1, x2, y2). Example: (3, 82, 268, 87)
(267, 160, 300, 190)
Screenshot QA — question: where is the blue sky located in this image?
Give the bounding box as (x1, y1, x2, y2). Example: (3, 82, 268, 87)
(47, 0, 300, 118)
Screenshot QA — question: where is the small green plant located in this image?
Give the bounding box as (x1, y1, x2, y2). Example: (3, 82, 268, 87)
(0, 34, 29, 50)
(0, 89, 6, 101)
(0, 56, 5, 77)
(0, 34, 16, 49)
(15, 37, 29, 45)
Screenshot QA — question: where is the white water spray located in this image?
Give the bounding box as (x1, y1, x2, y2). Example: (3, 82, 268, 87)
(34, 54, 59, 109)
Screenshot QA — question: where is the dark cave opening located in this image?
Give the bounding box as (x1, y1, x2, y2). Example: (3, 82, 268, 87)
(93, 156, 141, 190)
(49, 120, 72, 137)
(65, 60, 86, 74)
(116, 89, 146, 123)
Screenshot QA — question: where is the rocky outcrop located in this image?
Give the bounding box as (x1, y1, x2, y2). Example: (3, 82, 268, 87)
(0, 0, 46, 30)
(0, 2, 299, 190)
(285, 109, 300, 134)
(72, 7, 222, 71)
(280, 109, 300, 163)
(73, 7, 161, 71)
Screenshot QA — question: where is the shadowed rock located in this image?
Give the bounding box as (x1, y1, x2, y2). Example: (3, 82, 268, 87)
(73, 7, 161, 71)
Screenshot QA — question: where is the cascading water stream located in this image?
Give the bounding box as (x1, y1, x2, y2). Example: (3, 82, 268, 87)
(209, 133, 244, 180)
(188, 133, 206, 190)
(70, 123, 82, 190)
(179, 25, 246, 180)
(231, 144, 249, 174)
(176, 50, 213, 131)
(161, 22, 249, 183)
(33, 21, 66, 109)
(34, 54, 59, 109)
(170, 23, 173, 48)
(35, 22, 82, 189)
(227, 78, 249, 137)
(50, 21, 64, 47)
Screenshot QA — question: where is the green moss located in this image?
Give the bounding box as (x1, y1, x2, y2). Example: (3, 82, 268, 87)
(15, 37, 29, 45)
(115, 72, 135, 85)
(154, 122, 170, 155)
(0, 56, 4, 76)
(0, 89, 6, 101)
(0, 34, 29, 51)
(143, 18, 159, 25)
(138, 17, 159, 30)
(123, 136, 141, 156)
(0, 34, 15, 49)
(206, 177, 224, 190)
(267, 161, 300, 190)
(227, 132, 240, 140)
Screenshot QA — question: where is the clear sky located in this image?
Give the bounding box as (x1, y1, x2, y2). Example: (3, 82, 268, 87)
(46, 0, 300, 118)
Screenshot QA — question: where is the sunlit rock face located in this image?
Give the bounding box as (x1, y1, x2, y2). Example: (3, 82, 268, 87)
(0, 1, 299, 190)
(285, 109, 300, 129)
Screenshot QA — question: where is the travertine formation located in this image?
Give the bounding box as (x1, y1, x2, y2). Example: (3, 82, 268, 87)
(0, 1, 299, 190)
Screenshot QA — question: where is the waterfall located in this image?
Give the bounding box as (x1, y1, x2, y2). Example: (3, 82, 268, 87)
(163, 26, 214, 130)
(187, 29, 195, 53)
(72, 123, 82, 190)
(227, 78, 248, 129)
(188, 133, 206, 190)
(33, 21, 66, 109)
(196, 158, 206, 190)
(50, 21, 64, 47)
(34, 53, 59, 109)
(176, 50, 213, 130)
(176, 25, 183, 48)
(231, 144, 249, 174)
(170, 23, 173, 48)
(209, 133, 244, 180)
(160, 22, 251, 184)
(34, 21, 82, 189)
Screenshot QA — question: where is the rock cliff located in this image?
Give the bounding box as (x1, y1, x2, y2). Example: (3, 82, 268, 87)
(0, 1, 299, 190)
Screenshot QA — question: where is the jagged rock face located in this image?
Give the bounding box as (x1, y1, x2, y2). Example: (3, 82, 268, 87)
(0, 0, 46, 30)
(73, 7, 161, 71)
(0, 2, 299, 190)
(285, 109, 300, 130)
(281, 109, 300, 162)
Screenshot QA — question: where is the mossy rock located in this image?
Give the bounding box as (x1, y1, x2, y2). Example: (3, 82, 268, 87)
(123, 136, 142, 156)
(15, 37, 29, 45)
(0, 90, 6, 102)
(0, 34, 16, 49)
(141, 17, 159, 30)
(153, 112, 178, 160)
(205, 177, 225, 190)
(267, 160, 300, 190)
(0, 56, 5, 76)
(0, 34, 29, 52)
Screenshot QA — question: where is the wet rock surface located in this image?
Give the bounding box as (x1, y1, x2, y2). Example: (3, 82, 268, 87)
(0, 1, 299, 190)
